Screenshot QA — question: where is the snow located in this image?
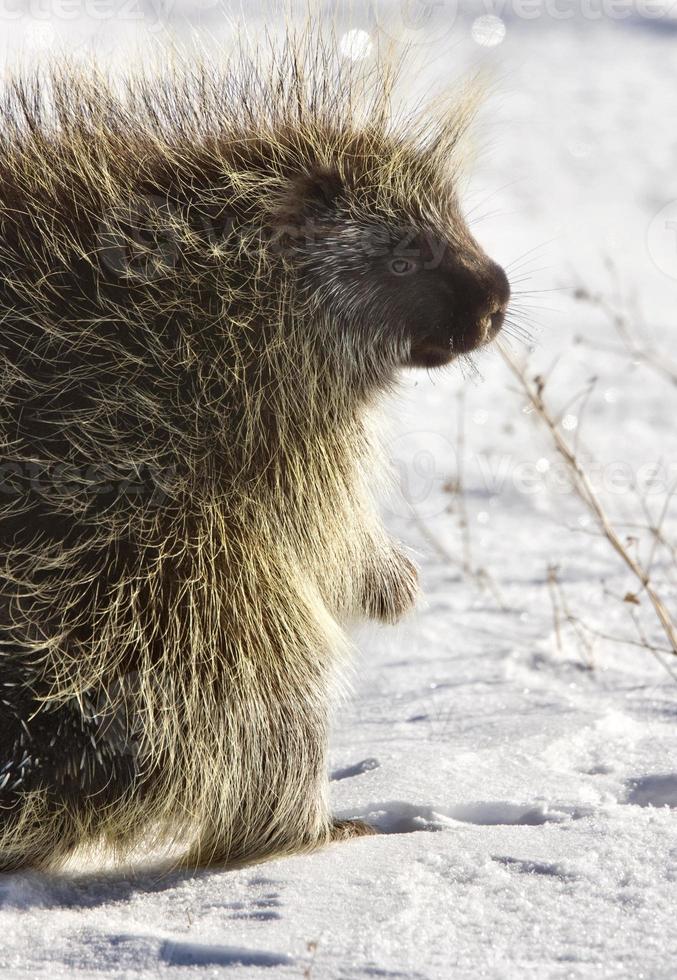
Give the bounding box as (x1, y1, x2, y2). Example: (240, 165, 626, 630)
(1, 5, 677, 979)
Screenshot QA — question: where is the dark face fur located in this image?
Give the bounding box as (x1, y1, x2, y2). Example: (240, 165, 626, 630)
(286, 169, 511, 370)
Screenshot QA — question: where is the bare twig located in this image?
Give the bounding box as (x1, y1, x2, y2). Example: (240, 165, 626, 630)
(409, 502, 509, 610)
(303, 940, 319, 979)
(546, 564, 563, 655)
(408, 504, 463, 571)
(547, 565, 595, 668)
(547, 570, 677, 681)
(498, 341, 677, 657)
(408, 388, 509, 610)
(636, 479, 677, 578)
(453, 389, 472, 575)
(561, 610, 677, 682)
(573, 286, 677, 387)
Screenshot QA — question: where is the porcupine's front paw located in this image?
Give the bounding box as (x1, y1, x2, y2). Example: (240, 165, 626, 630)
(362, 547, 419, 625)
(329, 819, 378, 842)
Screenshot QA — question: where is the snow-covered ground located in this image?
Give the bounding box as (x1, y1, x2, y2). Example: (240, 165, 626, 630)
(1, 4, 677, 978)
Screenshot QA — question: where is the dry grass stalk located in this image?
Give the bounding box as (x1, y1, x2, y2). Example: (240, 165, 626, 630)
(573, 285, 677, 388)
(498, 340, 677, 658)
(547, 564, 595, 668)
(408, 388, 508, 610)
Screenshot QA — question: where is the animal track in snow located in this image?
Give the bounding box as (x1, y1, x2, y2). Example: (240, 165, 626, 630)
(580, 763, 615, 776)
(448, 801, 592, 826)
(160, 940, 293, 968)
(330, 757, 380, 781)
(202, 877, 285, 923)
(229, 893, 282, 922)
(339, 800, 593, 834)
(491, 855, 581, 880)
(624, 773, 677, 808)
(69, 932, 294, 972)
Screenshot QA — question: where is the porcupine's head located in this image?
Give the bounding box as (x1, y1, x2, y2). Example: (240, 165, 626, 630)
(272, 105, 510, 372)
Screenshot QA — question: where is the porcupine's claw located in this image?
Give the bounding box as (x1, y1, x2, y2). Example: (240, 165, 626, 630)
(329, 819, 378, 842)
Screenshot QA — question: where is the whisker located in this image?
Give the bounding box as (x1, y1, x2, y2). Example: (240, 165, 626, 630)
(463, 177, 529, 222)
(466, 207, 514, 227)
(506, 268, 552, 284)
(509, 303, 558, 316)
(503, 325, 534, 344)
(511, 287, 570, 295)
(502, 317, 537, 344)
(509, 300, 557, 312)
(505, 307, 540, 325)
(501, 317, 526, 332)
(458, 352, 483, 384)
(495, 333, 524, 355)
(504, 238, 559, 273)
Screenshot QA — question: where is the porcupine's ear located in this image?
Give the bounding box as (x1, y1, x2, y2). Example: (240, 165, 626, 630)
(284, 165, 345, 223)
(301, 165, 344, 204)
(271, 165, 346, 259)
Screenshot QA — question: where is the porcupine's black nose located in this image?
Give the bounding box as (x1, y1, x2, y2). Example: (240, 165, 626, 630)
(482, 260, 511, 343)
(403, 250, 511, 368)
(451, 257, 511, 353)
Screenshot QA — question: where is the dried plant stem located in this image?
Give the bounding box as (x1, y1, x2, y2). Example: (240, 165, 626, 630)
(574, 286, 677, 387)
(547, 565, 595, 668)
(409, 503, 508, 610)
(455, 390, 473, 576)
(546, 565, 563, 655)
(499, 341, 677, 657)
(407, 390, 509, 611)
(408, 504, 463, 571)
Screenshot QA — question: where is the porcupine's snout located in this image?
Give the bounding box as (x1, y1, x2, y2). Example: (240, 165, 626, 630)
(479, 259, 511, 341)
(404, 250, 511, 369)
(446, 256, 511, 354)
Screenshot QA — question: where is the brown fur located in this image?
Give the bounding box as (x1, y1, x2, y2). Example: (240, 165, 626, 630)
(0, 33, 508, 872)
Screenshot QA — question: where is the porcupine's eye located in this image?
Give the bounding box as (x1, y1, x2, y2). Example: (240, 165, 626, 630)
(364, 221, 511, 370)
(389, 257, 418, 276)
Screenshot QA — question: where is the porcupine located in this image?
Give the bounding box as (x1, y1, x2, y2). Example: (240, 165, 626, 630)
(0, 38, 510, 872)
